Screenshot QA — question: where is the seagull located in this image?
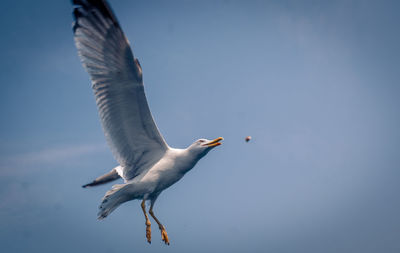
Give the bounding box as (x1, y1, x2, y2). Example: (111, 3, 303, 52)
(71, 0, 223, 245)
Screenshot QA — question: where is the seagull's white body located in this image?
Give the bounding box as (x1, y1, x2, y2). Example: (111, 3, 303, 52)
(71, 0, 223, 244)
(119, 148, 200, 200)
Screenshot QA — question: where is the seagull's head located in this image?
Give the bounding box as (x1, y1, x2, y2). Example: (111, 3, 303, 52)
(188, 137, 224, 158)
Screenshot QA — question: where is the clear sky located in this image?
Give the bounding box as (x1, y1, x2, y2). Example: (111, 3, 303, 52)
(1, 0, 400, 252)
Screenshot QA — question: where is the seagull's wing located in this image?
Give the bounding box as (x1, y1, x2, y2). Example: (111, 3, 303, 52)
(72, 0, 168, 181)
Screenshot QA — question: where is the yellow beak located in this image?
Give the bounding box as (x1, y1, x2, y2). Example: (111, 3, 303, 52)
(204, 137, 224, 147)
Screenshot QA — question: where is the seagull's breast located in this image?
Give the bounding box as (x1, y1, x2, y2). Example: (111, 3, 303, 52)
(137, 148, 198, 193)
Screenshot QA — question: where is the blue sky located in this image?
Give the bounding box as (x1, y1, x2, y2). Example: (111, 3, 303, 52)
(1, 0, 400, 252)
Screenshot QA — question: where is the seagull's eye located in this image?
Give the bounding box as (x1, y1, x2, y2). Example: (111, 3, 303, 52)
(199, 140, 205, 143)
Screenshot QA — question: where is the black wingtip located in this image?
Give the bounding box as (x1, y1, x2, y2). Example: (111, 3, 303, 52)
(71, 0, 121, 29)
(72, 21, 80, 33)
(82, 182, 94, 188)
(72, 7, 84, 33)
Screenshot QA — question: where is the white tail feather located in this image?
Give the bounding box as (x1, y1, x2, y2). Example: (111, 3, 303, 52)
(97, 184, 129, 220)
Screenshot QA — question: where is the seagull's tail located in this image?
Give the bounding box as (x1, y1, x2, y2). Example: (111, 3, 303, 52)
(97, 184, 131, 220)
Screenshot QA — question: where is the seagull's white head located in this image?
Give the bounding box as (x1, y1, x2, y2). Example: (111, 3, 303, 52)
(187, 137, 224, 159)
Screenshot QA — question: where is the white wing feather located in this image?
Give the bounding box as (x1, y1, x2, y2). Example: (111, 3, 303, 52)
(72, 0, 168, 180)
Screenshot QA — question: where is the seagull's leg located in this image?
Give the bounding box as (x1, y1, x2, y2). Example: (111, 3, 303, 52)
(141, 199, 152, 244)
(149, 200, 170, 245)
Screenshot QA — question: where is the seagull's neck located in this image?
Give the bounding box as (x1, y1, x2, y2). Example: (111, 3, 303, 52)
(167, 147, 202, 174)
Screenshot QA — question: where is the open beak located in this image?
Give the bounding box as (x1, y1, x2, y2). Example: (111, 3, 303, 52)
(204, 137, 224, 147)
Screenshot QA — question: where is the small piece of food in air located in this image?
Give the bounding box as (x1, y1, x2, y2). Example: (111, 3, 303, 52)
(245, 136, 252, 142)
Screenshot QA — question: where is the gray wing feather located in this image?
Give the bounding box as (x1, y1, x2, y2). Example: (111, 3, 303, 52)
(72, 0, 168, 180)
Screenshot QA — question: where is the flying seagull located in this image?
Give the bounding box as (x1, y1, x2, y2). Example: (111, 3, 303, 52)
(71, 0, 223, 245)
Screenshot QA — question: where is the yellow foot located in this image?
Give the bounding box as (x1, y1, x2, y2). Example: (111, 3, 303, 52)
(160, 226, 170, 245)
(146, 220, 151, 244)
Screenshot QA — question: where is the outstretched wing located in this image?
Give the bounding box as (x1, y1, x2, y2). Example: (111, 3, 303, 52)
(72, 0, 168, 180)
